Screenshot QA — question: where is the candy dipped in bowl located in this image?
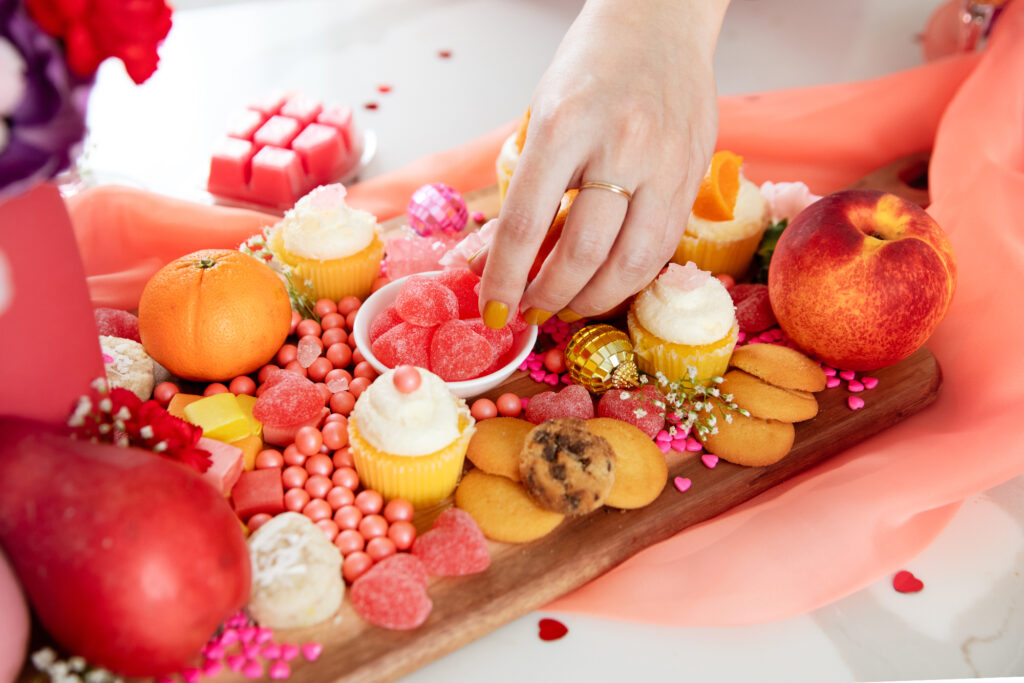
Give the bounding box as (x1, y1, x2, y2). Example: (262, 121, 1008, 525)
(352, 272, 537, 399)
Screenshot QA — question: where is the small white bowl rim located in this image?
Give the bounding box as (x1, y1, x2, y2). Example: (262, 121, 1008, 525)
(352, 271, 538, 398)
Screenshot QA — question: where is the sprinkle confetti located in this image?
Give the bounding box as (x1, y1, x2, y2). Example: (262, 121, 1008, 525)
(892, 569, 924, 593)
(673, 476, 692, 493)
(538, 617, 568, 641)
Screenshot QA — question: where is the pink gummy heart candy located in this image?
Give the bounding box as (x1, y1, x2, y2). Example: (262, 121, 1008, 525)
(395, 275, 458, 327)
(411, 508, 490, 576)
(430, 319, 493, 381)
(524, 384, 595, 424)
(349, 554, 432, 630)
(435, 268, 481, 319)
(252, 369, 324, 426)
(596, 384, 666, 439)
(370, 322, 435, 369)
(368, 304, 403, 343)
(464, 318, 513, 363)
(93, 307, 141, 342)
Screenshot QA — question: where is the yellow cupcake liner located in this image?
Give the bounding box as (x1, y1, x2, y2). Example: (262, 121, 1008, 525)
(671, 229, 766, 280)
(627, 309, 738, 384)
(269, 230, 384, 301)
(348, 414, 475, 509)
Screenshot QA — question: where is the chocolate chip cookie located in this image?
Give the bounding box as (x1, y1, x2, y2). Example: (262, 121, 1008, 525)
(518, 418, 616, 516)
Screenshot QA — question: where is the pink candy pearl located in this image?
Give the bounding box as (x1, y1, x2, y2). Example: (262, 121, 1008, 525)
(392, 365, 422, 393)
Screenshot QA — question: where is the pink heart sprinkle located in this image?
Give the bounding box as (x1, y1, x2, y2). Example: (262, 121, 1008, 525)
(268, 661, 291, 680)
(848, 396, 865, 410)
(848, 380, 865, 392)
(280, 644, 300, 662)
(238, 626, 257, 643)
(736, 331, 747, 344)
(544, 373, 559, 385)
(685, 437, 703, 452)
(226, 654, 246, 672)
(242, 659, 263, 679)
(219, 629, 240, 647)
(839, 369, 856, 381)
(520, 397, 530, 410)
(670, 439, 687, 453)
(262, 643, 282, 659)
(560, 374, 571, 384)
(530, 370, 546, 382)
(256, 627, 274, 644)
(242, 643, 260, 659)
(182, 668, 200, 683)
(673, 476, 692, 493)
(822, 366, 837, 377)
(701, 454, 719, 468)
(102, 353, 114, 363)
(203, 643, 225, 660)
(862, 376, 879, 389)
(826, 376, 841, 389)
(471, 211, 486, 223)
(518, 361, 530, 371)
(655, 430, 672, 443)
(302, 642, 323, 662)
(202, 659, 223, 677)
(656, 440, 671, 454)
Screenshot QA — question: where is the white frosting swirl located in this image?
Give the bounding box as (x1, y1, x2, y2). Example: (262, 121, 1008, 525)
(277, 184, 379, 260)
(634, 263, 736, 345)
(352, 367, 465, 456)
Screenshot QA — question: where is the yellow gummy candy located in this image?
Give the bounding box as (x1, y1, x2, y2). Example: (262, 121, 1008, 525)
(184, 393, 250, 444)
(231, 433, 264, 471)
(233, 394, 263, 438)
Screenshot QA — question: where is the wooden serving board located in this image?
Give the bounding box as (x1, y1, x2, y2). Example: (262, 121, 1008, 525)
(236, 154, 942, 681)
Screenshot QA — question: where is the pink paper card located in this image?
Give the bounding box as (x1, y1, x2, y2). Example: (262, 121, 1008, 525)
(0, 183, 104, 425)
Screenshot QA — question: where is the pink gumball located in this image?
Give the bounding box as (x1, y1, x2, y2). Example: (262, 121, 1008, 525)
(392, 365, 422, 394)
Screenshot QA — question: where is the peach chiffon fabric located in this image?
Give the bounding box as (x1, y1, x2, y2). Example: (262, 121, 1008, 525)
(64, 1, 1024, 625)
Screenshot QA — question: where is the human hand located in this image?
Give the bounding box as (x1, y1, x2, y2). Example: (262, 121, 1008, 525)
(477, 0, 730, 329)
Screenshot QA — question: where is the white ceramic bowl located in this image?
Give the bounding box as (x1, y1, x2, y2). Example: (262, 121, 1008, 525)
(351, 271, 538, 399)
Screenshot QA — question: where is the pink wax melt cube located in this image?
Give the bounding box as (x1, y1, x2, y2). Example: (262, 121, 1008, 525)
(249, 92, 288, 117)
(198, 436, 244, 495)
(253, 115, 302, 149)
(227, 109, 267, 141)
(207, 138, 255, 195)
(316, 105, 355, 152)
(231, 468, 285, 520)
(250, 147, 307, 208)
(281, 95, 324, 127)
(292, 123, 345, 184)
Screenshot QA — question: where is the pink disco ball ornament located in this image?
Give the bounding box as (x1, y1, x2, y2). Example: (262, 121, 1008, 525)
(407, 183, 469, 236)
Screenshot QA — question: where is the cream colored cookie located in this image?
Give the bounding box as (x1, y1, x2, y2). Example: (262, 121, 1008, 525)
(247, 512, 344, 629)
(728, 343, 827, 392)
(586, 418, 668, 509)
(455, 469, 564, 543)
(465, 417, 533, 483)
(697, 410, 795, 467)
(719, 369, 818, 423)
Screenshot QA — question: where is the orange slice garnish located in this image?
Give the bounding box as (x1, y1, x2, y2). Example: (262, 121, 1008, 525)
(692, 150, 743, 221)
(513, 109, 530, 153)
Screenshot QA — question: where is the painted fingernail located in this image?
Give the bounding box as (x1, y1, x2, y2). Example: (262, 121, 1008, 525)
(483, 301, 509, 330)
(556, 309, 582, 323)
(522, 308, 553, 326)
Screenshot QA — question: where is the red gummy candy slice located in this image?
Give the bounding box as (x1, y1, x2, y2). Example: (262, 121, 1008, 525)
(350, 554, 432, 630)
(252, 369, 324, 426)
(411, 508, 490, 576)
(733, 284, 777, 334)
(429, 319, 493, 381)
(435, 268, 481, 319)
(368, 304, 403, 343)
(596, 384, 666, 439)
(524, 384, 595, 424)
(395, 275, 458, 327)
(464, 318, 513, 361)
(370, 322, 434, 369)
(93, 307, 141, 342)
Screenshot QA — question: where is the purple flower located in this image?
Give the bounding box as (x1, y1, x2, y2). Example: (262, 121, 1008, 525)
(0, 0, 90, 201)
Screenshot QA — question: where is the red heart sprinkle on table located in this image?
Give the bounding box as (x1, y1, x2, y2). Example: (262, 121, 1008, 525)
(438, 49, 452, 58)
(377, 84, 392, 93)
(673, 476, 692, 493)
(538, 618, 568, 641)
(364, 102, 379, 110)
(893, 569, 924, 593)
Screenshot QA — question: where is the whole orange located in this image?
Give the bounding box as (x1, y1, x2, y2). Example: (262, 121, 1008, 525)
(139, 249, 292, 381)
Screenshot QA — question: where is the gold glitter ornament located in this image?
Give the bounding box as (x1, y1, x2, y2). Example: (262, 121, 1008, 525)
(564, 324, 640, 394)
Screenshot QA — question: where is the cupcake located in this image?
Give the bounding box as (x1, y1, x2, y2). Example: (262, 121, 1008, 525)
(627, 262, 738, 383)
(672, 151, 769, 279)
(267, 183, 384, 301)
(496, 110, 529, 205)
(347, 365, 475, 508)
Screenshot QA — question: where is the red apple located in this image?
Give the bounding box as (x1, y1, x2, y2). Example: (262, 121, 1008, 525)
(767, 190, 956, 370)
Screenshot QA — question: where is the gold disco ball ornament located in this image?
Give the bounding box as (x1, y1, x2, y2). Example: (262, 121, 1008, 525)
(564, 324, 640, 394)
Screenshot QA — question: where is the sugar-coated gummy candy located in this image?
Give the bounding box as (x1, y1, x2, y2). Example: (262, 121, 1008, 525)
(93, 307, 141, 342)
(732, 284, 777, 334)
(371, 322, 434, 369)
(368, 304, 403, 343)
(411, 508, 490, 576)
(395, 275, 458, 327)
(596, 384, 667, 439)
(464, 318, 513, 362)
(524, 384, 595, 424)
(430, 319, 493, 381)
(252, 369, 324, 426)
(435, 268, 481, 319)
(296, 336, 323, 368)
(349, 554, 432, 630)
(384, 236, 450, 280)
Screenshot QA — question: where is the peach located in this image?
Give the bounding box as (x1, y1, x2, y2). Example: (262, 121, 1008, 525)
(767, 190, 956, 370)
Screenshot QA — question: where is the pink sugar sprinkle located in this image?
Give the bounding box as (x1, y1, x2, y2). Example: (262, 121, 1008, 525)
(302, 642, 324, 662)
(826, 376, 841, 389)
(656, 440, 671, 454)
(256, 627, 274, 644)
(519, 361, 530, 371)
(471, 211, 486, 223)
(685, 437, 703, 452)
(701, 454, 719, 468)
(281, 644, 300, 662)
(848, 396, 865, 410)
(737, 331, 746, 344)
(202, 659, 223, 677)
(655, 430, 672, 443)
(561, 374, 571, 384)
(839, 369, 856, 381)
(242, 659, 264, 679)
(182, 668, 200, 683)
(239, 626, 257, 643)
(227, 613, 248, 628)
(848, 380, 865, 393)
(263, 643, 282, 659)
(823, 366, 837, 376)
(544, 373, 559, 385)
(220, 628, 240, 646)
(863, 376, 879, 389)
(102, 353, 114, 363)
(156, 676, 175, 683)
(242, 643, 260, 659)
(204, 643, 225, 660)
(530, 370, 546, 382)
(673, 476, 692, 493)
(527, 359, 544, 371)
(521, 397, 530, 410)
(269, 661, 291, 680)
(226, 654, 246, 672)
(670, 439, 687, 453)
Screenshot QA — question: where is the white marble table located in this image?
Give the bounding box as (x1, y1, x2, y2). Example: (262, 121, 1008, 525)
(82, 1, 1024, 680)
